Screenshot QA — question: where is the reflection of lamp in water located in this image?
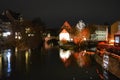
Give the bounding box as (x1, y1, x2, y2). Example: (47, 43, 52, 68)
(75, 51, 91, 67)
(25, 49, 31, 73)
(25, 51, 29, 65)
(7, 52, 11, 64)
(7, 50, 11, 77)
(25, 51, 29, 72)
(3, 49, 12, 77)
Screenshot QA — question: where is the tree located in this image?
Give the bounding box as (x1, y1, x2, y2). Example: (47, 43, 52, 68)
(73, 27, 90, 44)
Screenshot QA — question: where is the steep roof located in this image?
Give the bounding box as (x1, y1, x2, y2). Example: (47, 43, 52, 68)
(0, 9, 21, 22)
(59, 21, 73, 34)
(61, 21, 72, 30)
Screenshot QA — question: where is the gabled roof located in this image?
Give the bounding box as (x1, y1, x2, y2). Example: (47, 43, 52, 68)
(0, 9, 21, 22)
(59, 21, 73, 34)
(61, 21, 72, 30)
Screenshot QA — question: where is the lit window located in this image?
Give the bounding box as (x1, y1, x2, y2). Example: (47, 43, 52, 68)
(3, 32, 11, 37)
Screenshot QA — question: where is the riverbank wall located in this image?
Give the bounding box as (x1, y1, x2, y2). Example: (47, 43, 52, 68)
(94, 52, 120, 79)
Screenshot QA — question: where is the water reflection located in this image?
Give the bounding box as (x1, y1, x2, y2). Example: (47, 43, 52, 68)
(102, 53, 109, 80)
(59, 49, 72, 67)
(25, 49, 31, 73)
(59, 49, 71, 62)
(3, 49, 12, 77)
(103, 69, 109, 80)
(15, 48, 31, 74)
(0, 47, 119, 80)
(74, 50, 91, 67)
(0, 54, 2, 78)
(59, 49, 92, 67)
(103, 53, 109, 70)
(0, 48, 31, 78)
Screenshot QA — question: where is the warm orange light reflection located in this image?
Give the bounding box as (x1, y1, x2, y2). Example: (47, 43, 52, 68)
(73, 51, 91, 67)
(25, 49, 31, 72)
(59, 49, 92, 67)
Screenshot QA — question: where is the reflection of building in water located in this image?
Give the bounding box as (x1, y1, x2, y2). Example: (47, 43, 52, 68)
(73, 51, 91, 67)
(15, 49, 31, 74)
(59, 49, 71, 62)
(59, 49, 72, 67)
(3, 49, 12, 77)
(59, 49, 92, 67)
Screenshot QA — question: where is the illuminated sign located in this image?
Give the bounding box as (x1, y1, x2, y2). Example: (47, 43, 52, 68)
(115, 36, 119, 43)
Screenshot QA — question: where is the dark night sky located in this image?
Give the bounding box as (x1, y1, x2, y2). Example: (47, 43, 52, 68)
(0, 0, 120, 28)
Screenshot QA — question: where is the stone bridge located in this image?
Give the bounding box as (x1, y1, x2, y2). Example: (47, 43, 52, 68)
(44, 36, 58, 43)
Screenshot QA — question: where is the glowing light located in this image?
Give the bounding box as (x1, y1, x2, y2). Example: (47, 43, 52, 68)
(110, 40, 114, 42)
(25, 51, 29, 65)
(59, 49, 71, 62)
(103, 54, 109, 70)
(59, 29, 70, 41)
(109, 39, 114, 45)
(83, 36, 86, 41)
(18, 36, 22, 39)
(6, 50, 11, 74)
(15, 47, 18, 53)
(25, 49, 31, 73)
(2, 49, 12, 77)
(28, 34, 34, 37)
(7, 52, 11, 64)
(115, 36, 119, 43)
(3, 31, 11, 37)
(59, 33, 70, 41)
(25, 28, 30, 33)
(15, 32, 22, 39)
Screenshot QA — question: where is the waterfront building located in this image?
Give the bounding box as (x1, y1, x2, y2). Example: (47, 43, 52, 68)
(89, 24, 108, 42)
(114, 22, 120, 46)
(110, 21, 120, 43)
(59, 21, 73, 43)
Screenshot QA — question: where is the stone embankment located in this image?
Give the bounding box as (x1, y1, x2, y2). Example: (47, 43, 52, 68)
(94, 48, 120, 79)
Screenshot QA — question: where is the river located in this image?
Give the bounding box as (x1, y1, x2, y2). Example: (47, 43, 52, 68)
(0, 46, 119, 80)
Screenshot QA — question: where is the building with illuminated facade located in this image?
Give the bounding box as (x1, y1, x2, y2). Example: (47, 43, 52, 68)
(0, 10, 22, 47)
(110, 21, 120, 41)
(90, 24, 108, 42)
(59, 21, 73, 43)
(113, 21, 120, 46)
